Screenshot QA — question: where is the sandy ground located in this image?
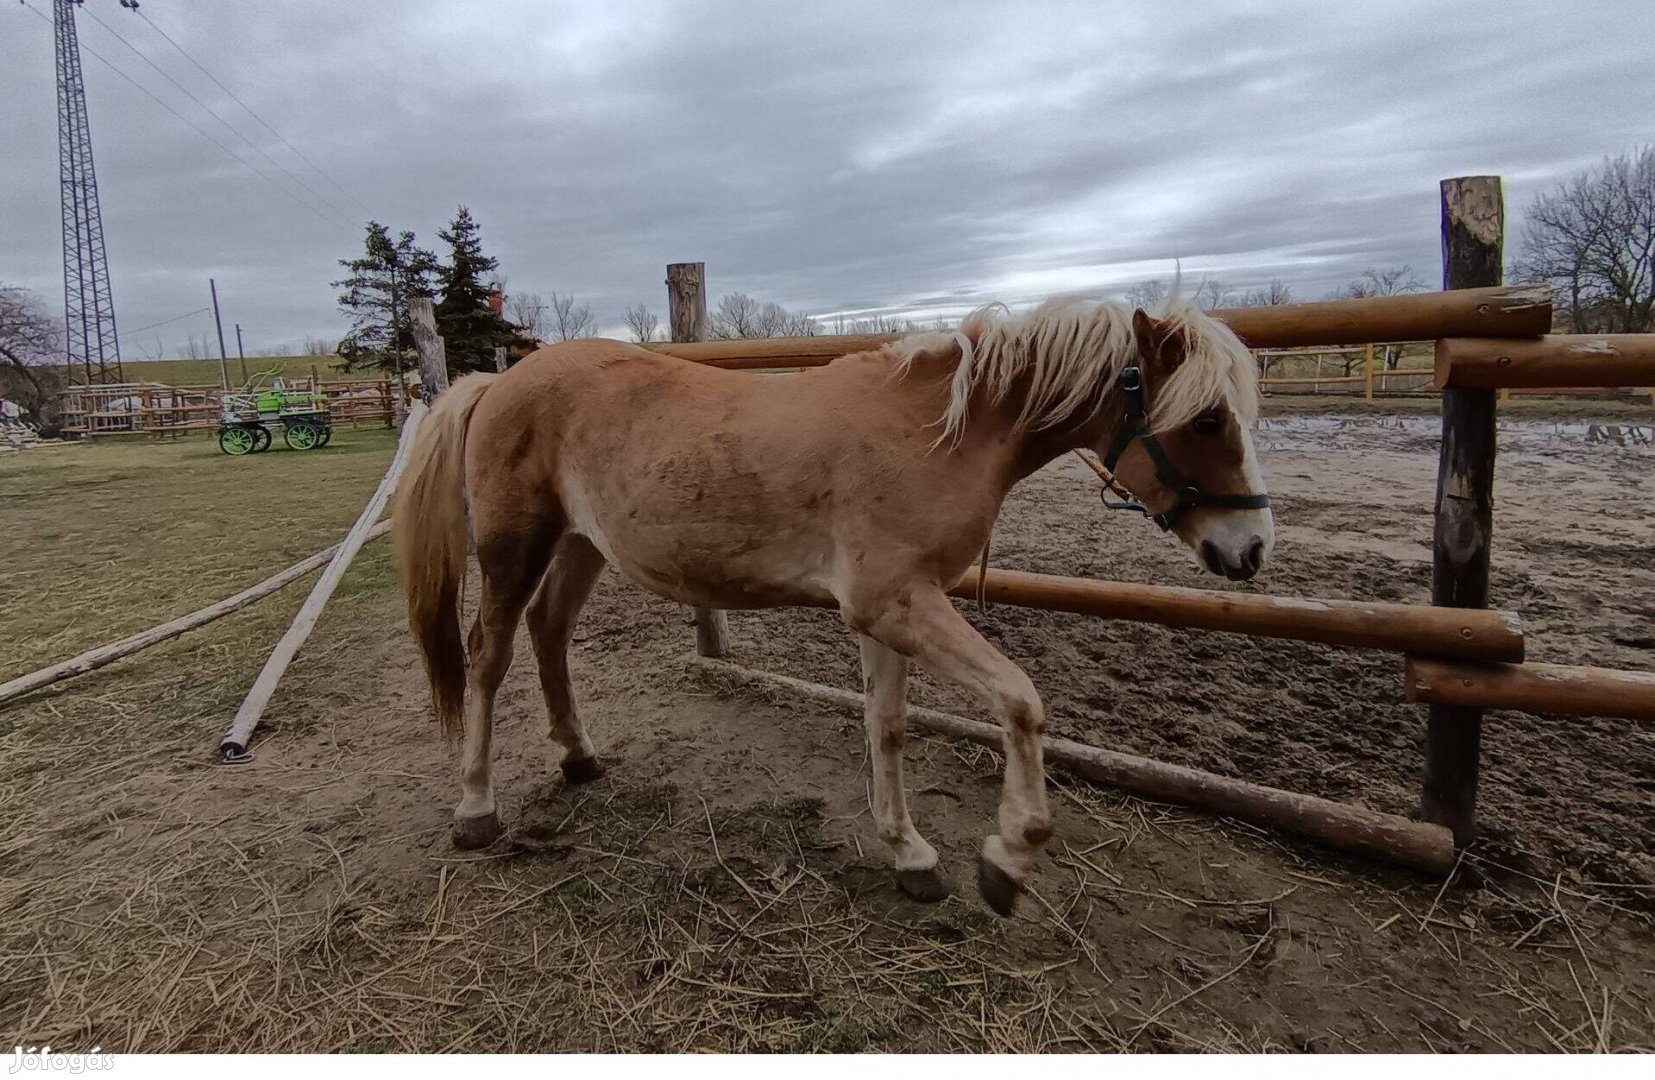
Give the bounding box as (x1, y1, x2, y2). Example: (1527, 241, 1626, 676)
(2, 406, 1653, 1051)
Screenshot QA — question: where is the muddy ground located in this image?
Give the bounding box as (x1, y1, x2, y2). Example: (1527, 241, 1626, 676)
(1, 404, 1652, 1052)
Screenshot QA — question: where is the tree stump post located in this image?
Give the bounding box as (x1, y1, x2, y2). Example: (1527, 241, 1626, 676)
(410, 296, 449, 403)
(1421, 176, 1503, 846)
(666, 262, 730, 658)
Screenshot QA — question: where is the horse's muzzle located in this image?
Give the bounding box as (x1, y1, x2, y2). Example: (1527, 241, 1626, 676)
(1200, 537, 1266, 581)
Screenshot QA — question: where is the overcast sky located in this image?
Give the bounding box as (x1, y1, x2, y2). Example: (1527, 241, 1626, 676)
(2, 0, 1650, 358)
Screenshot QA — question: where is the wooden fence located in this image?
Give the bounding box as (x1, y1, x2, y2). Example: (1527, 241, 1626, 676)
(58, 377, 407, 436)
(649, 175, 1655, 873)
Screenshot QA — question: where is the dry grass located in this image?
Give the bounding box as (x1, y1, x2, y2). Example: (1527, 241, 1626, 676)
(1, 427, 1652, 1053)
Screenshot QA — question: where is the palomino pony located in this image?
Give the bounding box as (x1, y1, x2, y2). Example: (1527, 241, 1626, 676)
(393, 299, 1273, 915)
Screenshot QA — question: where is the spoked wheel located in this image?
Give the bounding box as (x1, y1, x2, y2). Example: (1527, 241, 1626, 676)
(219, 426, 258, 456)
(253, 426, 273, 453)
(284, 421, 321, 450)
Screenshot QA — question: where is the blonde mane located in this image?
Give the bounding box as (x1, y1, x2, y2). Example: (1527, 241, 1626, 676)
(890, 298, 1260, 448)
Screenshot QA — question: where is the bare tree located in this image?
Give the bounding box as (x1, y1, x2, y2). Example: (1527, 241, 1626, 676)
(1328, 265, 1426, 300)
(303, 335, 336, 356)
(0, 284, 65, 428)
(624, 304, 661, 343)
(547, 292, 596, 341)
(1194, 278, 1230, 311)
(508, 291, 549, 339)
(180, 333, 212, 361)
(839, 314, 919, 334)
(1234, 279, 1295, 308)
(1520, 147, 1655, 332)
(710, 292, 761, 338)
(1327, 267, 1425, 368)
(1123, 279, 1169, 310)
(710, 292, 817, 339)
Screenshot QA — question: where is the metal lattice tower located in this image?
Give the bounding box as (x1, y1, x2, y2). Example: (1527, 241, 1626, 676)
(54, 0, 123, 385)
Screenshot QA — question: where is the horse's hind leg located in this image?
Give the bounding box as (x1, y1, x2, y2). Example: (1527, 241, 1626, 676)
(859, 636, 948, 902)
(526, 534, 608, 782)
(452, 528, 555, 850)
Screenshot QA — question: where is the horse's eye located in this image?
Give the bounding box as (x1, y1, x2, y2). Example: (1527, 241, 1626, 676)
(1193, 412, 1223, 435)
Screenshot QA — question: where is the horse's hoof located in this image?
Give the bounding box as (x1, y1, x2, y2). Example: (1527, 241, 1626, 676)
(977, 854, 1022, 917)
(894, 866, 952, 903)
(561, 755, 605, 784)
(451, 810, 502, 850)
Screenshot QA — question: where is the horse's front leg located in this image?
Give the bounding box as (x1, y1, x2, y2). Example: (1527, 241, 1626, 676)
(858, 636, 948, 902)
(849, 587, 1052, 916)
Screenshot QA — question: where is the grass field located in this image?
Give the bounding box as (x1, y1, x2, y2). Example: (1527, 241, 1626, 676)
(0, 428, 401, 682)
(112, 354, 375, 387)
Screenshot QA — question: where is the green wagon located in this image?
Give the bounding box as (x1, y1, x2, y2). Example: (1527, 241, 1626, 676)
(218, 370, 333, 455)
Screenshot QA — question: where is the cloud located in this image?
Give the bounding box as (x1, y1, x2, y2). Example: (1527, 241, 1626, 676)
(1, 0, 1650, 354)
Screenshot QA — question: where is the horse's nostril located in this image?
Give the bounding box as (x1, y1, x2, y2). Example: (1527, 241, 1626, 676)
(1244, 537, 1265, 573)
(1199, 540, 1222, 575)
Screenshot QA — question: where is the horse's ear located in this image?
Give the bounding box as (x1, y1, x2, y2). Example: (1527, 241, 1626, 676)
(1131, 308, 1163, 364)
(959, 309, 993, 347)
(1130, 308, 1156, 346)
(1132, 309, 1187, 372)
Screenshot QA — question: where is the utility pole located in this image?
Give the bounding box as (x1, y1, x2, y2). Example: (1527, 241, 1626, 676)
(234, 322, 249, 383)
(209, 277, 231, 390)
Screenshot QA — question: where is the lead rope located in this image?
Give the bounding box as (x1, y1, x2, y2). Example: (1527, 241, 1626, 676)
(1072, 447, 1138, 504)
(975, 531, 990, 613)
(972, 451, 1109, 617)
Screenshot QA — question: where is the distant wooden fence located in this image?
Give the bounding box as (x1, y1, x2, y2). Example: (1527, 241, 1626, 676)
(58, 377, 408, 436)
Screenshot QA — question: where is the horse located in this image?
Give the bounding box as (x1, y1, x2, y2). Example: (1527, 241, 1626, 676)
(392, 298, 1273, 915)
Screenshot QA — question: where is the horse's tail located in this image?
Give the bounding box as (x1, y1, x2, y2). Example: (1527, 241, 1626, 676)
(394, 373, 498, 738)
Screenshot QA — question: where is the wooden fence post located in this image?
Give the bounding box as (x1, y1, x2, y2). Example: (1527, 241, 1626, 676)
(410, 296, 450, 402)
(1421, 176, 1502, 846)
(1363, 343, 1375, 401)
(666, 262, 730, 658)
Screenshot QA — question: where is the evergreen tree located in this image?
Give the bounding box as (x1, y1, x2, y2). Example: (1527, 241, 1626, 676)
(434, 207, 516, 373)
(333, 222, 439, 373)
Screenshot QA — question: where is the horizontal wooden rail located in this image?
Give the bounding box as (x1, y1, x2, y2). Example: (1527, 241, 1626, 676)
(949, 567, 1525, 662)
(1434, 335, 1655, 390)
(1261, 370, 1435, 387)
(645, 286, 1552, 368)
(693, 656, 1454, 873)
(1404, 657, 1655, 722)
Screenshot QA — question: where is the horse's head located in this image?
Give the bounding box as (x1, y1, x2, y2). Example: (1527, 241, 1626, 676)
(1093, 308, 1273, 581)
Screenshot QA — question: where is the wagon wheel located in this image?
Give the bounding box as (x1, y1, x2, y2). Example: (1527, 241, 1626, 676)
(284, 421, 321, 451)
(253, 426, 273, 452)
(316, 427, 333, 448)
(219, 427, 257, 456)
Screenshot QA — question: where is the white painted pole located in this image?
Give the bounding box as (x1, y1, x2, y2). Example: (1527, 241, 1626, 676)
(218, 401, 428, 762)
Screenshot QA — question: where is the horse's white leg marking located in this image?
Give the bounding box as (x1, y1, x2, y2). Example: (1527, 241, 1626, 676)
(453, 539, 547, 846)
(456, 608, 513, 823)
(858, 636, 938, 873)
(855, 588, 1050, 913)
(527, 535, 607, 774)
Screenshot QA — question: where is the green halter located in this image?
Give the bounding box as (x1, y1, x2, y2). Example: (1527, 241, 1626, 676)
(1098, 365, 1271, 531)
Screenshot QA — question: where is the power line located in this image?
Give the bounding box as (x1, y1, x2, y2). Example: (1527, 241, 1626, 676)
(124, 305, 212, 334)
(75, 2, 359, 228)
(134, 7, 375, 219)
(17, 0, 354, 234)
